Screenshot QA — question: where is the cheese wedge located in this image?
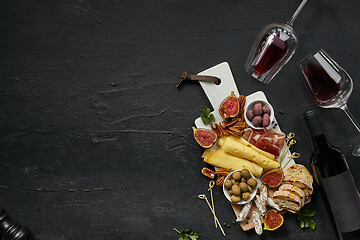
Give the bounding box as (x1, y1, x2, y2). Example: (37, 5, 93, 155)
(217, 136, 228, 147)
(201, 148, 216, 159)
(204, 149, 263, 177)
(230, 136, 276, 160)
(221, 136, 280, 170)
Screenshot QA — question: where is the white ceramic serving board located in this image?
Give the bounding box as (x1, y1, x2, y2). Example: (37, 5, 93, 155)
(194, 62, 294, 169)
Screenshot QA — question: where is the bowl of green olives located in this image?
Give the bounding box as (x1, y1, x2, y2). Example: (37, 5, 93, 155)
(244, 100, 274, 129)
(222, 169, 260, 205)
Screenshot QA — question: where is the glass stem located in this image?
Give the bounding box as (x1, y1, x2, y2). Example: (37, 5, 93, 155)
(287, 0, 308, 26)
(340, 104, 360, 132)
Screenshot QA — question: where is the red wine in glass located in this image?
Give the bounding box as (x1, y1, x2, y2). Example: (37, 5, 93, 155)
(303, 63, 340, 102)
(244, 0, 309, 84)
(300, 49, 360, 156)
(253, 33, 288, 76)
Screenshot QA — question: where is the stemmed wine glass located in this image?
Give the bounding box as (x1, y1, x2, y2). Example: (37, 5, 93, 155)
(245, 0, 308, 84)
(299, 49, 360, 156)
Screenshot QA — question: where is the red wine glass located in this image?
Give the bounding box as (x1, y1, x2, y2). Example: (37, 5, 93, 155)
(300, 49, 360, 156)
(245, 0, 308, 84)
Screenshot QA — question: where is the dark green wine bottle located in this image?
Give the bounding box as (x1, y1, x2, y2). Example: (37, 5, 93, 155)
(303, 110, 360, 240)
(0, 209, 34, 240)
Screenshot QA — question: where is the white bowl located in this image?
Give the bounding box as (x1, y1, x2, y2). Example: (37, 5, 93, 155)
(222, 170, 260, 205)
(244, 99, 274, 130)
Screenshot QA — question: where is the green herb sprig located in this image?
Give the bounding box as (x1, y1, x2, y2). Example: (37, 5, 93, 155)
(200, 107, 214, 125)
(173, 228, 199, 240)
(297, 209, 316, 230)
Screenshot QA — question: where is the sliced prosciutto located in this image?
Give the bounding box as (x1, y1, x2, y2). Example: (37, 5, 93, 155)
(243, 128, 285, 157)
(243, 128, 266, 145)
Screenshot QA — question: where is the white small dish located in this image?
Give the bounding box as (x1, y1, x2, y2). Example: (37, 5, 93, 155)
(244, 99, 274, 129)
(222, 170, 260, 205)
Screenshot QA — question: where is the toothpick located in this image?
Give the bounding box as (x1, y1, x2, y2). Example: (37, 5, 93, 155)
(282, 152, 301, 169)
(279, 139, 296, 165)
(198, 194, 226, 237)
(278, 133, 295, 162)
(208, 180, 217, 228)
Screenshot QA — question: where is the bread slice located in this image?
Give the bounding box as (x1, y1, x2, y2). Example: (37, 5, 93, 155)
(279, 184, 305, 207)
(284, 164, 313, 185)
(273, 190, 302, 213)
(282, 176, 313, 197)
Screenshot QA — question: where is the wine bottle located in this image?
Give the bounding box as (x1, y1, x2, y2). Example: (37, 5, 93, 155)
(0, 209, 34, 240)
(303, 110, 360, 240)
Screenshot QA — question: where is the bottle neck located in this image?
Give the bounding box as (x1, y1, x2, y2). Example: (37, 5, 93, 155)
(304, 110, 331, 150)
(312, 133, 330, 150)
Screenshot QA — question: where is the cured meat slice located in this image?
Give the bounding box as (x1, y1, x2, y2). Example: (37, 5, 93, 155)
(236, 201, 252, 222)
(254, 129, 285, 157)
(252, 211, 263, 235)
(243, 128, 266, 145)
(243, 128, 285, 157)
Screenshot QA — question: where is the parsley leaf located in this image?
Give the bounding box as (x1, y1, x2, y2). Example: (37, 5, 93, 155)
(297, 208, 316, 230)
(308, 219, 316, 230)
(174, 228, 199, 240)
(200, 107, 214, 125)
(300, 209, 316, 217)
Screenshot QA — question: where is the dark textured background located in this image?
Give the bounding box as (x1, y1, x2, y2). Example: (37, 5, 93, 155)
(1, 0, 359, 239)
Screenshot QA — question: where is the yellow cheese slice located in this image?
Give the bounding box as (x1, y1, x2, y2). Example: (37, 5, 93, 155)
(229, 136, 276, 160)
(221, 136, 280, 170)
(217, 136, 228, 147)
(204, 149, 263, 177)
(201, 148, 216, 159)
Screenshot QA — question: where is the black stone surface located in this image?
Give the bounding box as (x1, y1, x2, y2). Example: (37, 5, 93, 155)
(1, 0, 360, 239)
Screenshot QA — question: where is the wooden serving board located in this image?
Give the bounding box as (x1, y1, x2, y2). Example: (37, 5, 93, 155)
(194, 62, 295, 231)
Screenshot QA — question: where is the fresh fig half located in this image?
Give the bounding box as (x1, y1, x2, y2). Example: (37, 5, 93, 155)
(219, 91, 239, 119)
(193, 127, 217, 148)
(264, 209, 284, 231)
(261, 168, 284, 187)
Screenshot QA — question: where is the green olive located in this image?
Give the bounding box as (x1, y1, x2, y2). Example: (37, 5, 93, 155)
(232, 171, 241, 181)
(232, 180, 240, 186)
(242, 192, 251, 201)
(241, 169, 251, 179)
(248, 186, 254, 193)
(239, 182, 248, 192)
(230, 195, 241, 203)
(231, 179, 236, 184)
(241, 177, 247, 183)
(227, 190, 232, 195)
(247, 178, 258, 188)
(231, 185, 241, 196)
(224, 180, 232, 190)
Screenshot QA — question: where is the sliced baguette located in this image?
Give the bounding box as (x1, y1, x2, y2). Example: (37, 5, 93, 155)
(304, 196, 311, 205)
(273, 190, 302, 213)
(279, 184, 305, 207)
(284, 164, 313, 185)
(282, 176, 313, 197)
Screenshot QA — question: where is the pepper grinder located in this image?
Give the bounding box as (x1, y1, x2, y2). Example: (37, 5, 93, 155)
(0, 209, 34, 240)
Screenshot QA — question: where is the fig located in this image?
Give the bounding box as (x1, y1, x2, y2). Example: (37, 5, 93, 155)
(261, 168, 284, 187)
(263, 209, 284, 231)
(193, 127, 217, 148)
(219, 91, 239, 119)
